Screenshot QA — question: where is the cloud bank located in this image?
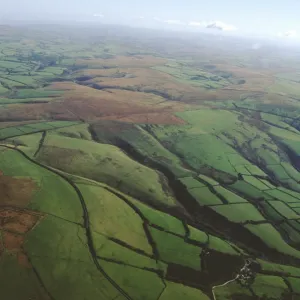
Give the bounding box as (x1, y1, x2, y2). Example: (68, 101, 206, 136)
(163, 19, 237, 31)
(205, 21, 237, 31)
(163, 19, 185, 25)
(278, 30, 298, 38)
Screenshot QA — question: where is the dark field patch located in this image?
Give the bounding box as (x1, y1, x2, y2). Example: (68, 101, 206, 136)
(166, 250, 243, 292)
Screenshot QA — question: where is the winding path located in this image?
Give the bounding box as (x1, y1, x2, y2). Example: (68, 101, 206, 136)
(212, 275, 239, 300)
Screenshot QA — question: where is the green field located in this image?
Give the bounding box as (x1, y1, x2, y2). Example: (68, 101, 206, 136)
(36, 133, 177, 208)
(150, 227, 202, 270)
(211, 203, 265, 223)
(78, 183, 153, 254)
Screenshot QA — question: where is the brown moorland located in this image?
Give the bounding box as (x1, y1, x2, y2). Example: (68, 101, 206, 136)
(0, 174, 37, 207)
(0, 82, 188, 124)
(0, 54, 293, 125)
(81, 67, 249, 103)
(0, 209, 40, 234)
(50, 82, 187, 123)
(0, 208, 42, 268)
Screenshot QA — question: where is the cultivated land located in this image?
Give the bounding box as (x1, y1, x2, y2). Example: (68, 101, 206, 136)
(2, 23, 300, 299)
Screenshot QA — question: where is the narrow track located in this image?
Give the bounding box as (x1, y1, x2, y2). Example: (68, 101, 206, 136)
(212, 275, 239, 300)
(34, 131, 46, 157)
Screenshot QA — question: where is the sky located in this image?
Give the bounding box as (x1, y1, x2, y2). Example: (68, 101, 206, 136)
(2, 0, 300, 37)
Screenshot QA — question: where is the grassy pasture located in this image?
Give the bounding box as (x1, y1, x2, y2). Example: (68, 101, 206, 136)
(100, 261, 165, 300)
(53, 123, 91, 140)
(160, 281, 210, 300)
(214, 186, 248, 203)
(128, 198, 186, 236)
(28, 257, 122, 300)
(268, 201, 300, 219)
(0, 84, 9, 94)
(287, 277, 300, 294)
(198, 174, 220, 186)
(211, 203, 265, 223)
(265, 189, 300, 203)
(188, 226, 209, 244)
(7, 132, 42, 156)
(153, 64, 229, 89)
(251, 275, 288, 299)
(245, 224, 300, 259)
(280, 222, 300, 244)
(280, 163, 300, 184)
(258, 259, 300, 277)
(0, 126, 23, 139)
(268, 79, 300, 97)
(93, 232, 165, 271)
(37, 133, 177, 207)
(230, 180, 271, 200)
(91, 122, 188, 177)
(0, 121, 79, 140)
(78, 183, 152, 255)
(243, 175, 270, 190)
(0, 148, 82, 222)
(188, 186, 223, 206)
(25, 216, 89, 263)
(24, 216, 126, 299)
(179, 177, 206, 189)
(150, 227, 202, 270)
(244, 164, 268, 177)
(213, 280, 252, 300)
(208, 236, 239, 256)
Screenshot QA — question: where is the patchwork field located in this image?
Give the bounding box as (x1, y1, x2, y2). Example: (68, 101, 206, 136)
(2, 23, 300, 300)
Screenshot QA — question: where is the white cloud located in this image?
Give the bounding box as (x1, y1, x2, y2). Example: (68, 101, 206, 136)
(93, 13, 104, 18)
(188, 21, 205, 27)
(206, 21, 237, 31)
(163, 19, 185, 25)
(278, 30, 298, 38)
(152, 17, 237, 32)
(187, 20, 237, 31)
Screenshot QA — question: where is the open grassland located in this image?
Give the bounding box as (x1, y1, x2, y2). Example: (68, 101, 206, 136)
(211, 203, 265, 223)
(77, 183, 153, 254)
(36, 132, 177, 208)
(149, 227, 202, 270)
(251, 275, 289, 299)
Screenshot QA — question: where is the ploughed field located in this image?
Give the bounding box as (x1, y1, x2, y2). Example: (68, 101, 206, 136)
(2, 24, 300, 299)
